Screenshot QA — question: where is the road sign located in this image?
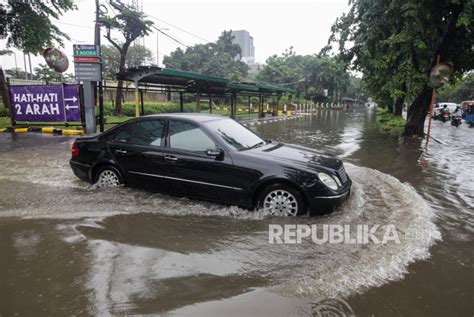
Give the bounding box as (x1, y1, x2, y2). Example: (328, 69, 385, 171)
(10, 85, 81, 122)
(73, 44, 99, 57)
(63, 85, 81, 122)
(74, 57, 100, 63)
(74, 63, 101, 81)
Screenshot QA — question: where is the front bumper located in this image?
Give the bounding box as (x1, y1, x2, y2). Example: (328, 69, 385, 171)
(307, 179, 352, 215)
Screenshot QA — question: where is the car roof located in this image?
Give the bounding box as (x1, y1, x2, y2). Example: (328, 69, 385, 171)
(142, 113, 229, 123)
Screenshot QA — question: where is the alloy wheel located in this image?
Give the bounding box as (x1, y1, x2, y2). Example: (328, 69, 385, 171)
(97, 170, 121, 187)
(263, 189, 299, 216)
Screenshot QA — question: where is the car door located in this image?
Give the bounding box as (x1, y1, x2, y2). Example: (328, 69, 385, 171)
(162, 119, 244, 204)
(107, 119, 167, 190)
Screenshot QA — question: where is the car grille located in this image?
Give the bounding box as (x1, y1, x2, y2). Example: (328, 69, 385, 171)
(337, 165, 348, 184)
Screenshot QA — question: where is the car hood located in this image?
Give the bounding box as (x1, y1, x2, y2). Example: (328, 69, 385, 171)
(248, 142, 342, 171)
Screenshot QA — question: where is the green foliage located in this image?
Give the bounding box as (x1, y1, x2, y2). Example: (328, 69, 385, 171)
(437, 72, 474, 102)
(0, 106, 10, 117)
(256, 48, 363, 101)
(100, 0, 154, 114)
(0, 0, 76, 53)
(103, 102, 195, 117)
(4, 67, 32, 80)
(376, 108, 406, 132)
(324, 0, 474, 117)
(101, 1, 153, 55)
(100, 0, 154, 64)
(34, 63, 61, 82)
(101, 44, 154, 79)
(163, 30, 249, 81)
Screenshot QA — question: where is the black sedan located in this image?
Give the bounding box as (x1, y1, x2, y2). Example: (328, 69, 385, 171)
(70, 114, 351, 216)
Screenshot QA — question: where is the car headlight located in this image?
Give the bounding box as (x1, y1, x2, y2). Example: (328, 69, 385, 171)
(318, 172, 339, 190)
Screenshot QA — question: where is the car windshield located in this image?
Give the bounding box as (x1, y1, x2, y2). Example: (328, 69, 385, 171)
(204, 118, 266, 151)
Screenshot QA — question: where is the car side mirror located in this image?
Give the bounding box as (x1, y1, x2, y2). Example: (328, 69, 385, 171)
(206, 147, 224, 159)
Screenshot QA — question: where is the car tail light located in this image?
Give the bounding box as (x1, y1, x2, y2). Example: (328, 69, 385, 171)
(72, 143, 79, 157)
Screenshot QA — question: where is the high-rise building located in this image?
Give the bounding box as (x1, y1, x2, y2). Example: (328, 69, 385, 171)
(225, 30, 260, 72)
(228, 30, 255, 61)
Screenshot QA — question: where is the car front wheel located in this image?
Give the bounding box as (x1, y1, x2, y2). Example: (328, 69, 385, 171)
(257, 183, 307, 216)
(94, 165, 124, 188)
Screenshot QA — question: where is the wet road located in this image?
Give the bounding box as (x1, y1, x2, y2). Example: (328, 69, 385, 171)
(0, 109, 472, 316)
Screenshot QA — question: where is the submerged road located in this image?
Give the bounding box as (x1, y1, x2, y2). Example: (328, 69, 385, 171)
(0, 108, 472, 316)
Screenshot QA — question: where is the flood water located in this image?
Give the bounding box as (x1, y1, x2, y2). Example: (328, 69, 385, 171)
(0, 108, 472, 316)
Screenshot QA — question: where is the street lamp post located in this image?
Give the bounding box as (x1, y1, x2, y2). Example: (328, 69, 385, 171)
(11, 51, 18, 78)
(156, 28, 169, 67)
(4, 50, 18, 78)
(23, 53, 27, 79)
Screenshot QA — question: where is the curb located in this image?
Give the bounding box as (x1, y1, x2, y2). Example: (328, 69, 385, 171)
(0, 126, 84, 136)
(241, 114, 302, 127)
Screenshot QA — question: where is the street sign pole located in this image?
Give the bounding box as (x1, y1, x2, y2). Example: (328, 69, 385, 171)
(83, 82, 96, 133)
(95, 0, 105, 132)
(73, 44, 101, 134)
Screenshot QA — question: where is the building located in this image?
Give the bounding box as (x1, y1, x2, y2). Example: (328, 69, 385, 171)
(228, 30, 255, 61)
(226, 30, 260, 72)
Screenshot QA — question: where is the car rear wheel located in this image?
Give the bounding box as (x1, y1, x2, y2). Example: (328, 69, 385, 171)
(94, 165, 123, 188)
(257, 183, 306, 216)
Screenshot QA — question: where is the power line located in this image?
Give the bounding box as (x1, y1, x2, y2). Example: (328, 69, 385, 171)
(153, 26, 189, 48)
(54, 21, 94, 29)
(147, 14, 212, 43)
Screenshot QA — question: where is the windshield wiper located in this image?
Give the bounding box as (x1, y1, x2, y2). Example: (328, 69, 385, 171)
(246, 141, 266, 150)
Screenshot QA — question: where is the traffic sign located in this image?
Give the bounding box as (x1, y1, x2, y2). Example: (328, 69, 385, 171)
(10, 85, 81, 122)
(74, 57, 100, 63)
(73, 44, 99, 57)
(74, 63, 101, 81)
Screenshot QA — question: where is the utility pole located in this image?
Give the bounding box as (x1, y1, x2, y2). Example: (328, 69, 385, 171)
(95, 0, 104, 132)
(156, 28, 169, 66)
(27, 53, 32, 80)
(23, 53, 27, 79)
(11, 52, 18, 78)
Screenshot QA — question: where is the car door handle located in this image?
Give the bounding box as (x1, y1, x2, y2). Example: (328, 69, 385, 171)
(165, 155, 178, 161)
(144, 151, 162, 158)
(115, 149, 128, 155)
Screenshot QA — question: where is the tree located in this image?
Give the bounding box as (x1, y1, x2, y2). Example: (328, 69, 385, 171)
(324, 0, 474, 136)
(163, 30, 249, 81)
(256, 49, 354, 102)
(34, 63, 62, 82)
(0, 1, 76, 111)
(100, 0, 154, 115)
(437, 72, 474, 101)
(101, 44, 154, 79)
(0, 0, 76, 54)
(4, 68, 31, 80)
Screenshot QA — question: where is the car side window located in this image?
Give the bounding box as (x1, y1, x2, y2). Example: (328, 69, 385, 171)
(129, 120, 165, 146)
(112, 124, 132, 143)
(169, 120, 215, 153)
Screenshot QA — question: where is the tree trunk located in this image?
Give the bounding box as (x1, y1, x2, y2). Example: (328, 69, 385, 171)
(403, 86, 431, 137)
(387, 102, 393, 114)
(114, 79, 123, 115)
(394, 96, 404, 116)
(114, 48, 128, 116)
(402, 1, 464, 137)
(0, 66, 11, 109)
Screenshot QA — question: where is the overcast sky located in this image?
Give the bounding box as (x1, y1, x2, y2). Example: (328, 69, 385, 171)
(0, 0, 350, 74)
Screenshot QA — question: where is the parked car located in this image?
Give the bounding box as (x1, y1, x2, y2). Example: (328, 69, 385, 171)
(70, 114, 351, 216)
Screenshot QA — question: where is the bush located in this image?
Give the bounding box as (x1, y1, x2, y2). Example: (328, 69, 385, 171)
(0, 107, 10, 117)
(103, 102, 196, 117)
(376, 108, 406, 131)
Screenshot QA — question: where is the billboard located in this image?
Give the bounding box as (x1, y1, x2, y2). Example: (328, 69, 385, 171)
(10, 85, 81, 122)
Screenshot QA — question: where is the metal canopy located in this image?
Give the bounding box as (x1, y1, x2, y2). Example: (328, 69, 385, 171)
(116, 66, 295, 96)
